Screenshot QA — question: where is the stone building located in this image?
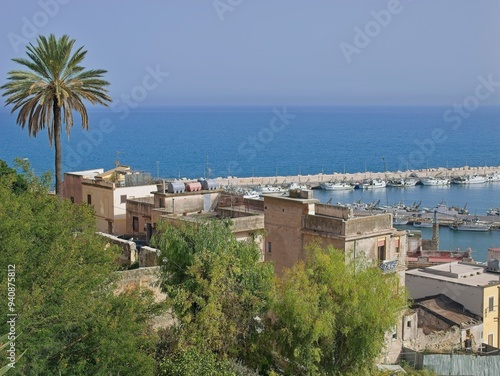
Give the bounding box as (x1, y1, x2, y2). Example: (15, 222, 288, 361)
(263, 189, 407, 277)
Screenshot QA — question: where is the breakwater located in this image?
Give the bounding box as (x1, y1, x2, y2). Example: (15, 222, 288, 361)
(217, 165, 500, 188)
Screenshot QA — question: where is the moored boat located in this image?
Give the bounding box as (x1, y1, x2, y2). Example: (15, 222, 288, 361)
(361, 178, 386, 189)
(451, 174, 488, 184)
(420, 176, 450, 186)
(319, 181, 353, 191)
(387, 177, 419, 187)
(449, 219, 491, 232)
(413, 221, 433, 228)
(486, 208, 500, 216)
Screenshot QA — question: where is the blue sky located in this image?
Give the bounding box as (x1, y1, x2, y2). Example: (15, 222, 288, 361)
(1, 0, 500, 106)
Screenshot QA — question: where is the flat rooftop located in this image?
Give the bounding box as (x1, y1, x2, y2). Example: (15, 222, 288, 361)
(406, 262, 500, 287)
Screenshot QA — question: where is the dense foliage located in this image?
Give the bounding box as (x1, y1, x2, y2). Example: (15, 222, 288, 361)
(269, 244, 408, 375)
(152, 220, 408, 375)
(152, 220, 274, 372)
(0, 162, 157, 375)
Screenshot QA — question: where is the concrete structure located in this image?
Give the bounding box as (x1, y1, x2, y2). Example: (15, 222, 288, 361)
(406, 262, 500, 348)
(62, 168, 104, 203)
(79, 166, 157, 234)
(126, 191, 266, 258)
(263, 189, 407, 276)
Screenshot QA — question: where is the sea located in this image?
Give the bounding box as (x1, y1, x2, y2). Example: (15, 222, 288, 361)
(1, 105, 499, 261)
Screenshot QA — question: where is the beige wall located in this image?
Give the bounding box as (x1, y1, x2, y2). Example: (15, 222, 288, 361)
(483, 284, 500, 347)
(264, 196, 315, 273)
(265, 195, 406, 275)
(83, 181, 156, 234)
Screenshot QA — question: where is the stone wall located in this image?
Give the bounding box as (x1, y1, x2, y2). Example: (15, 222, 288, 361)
(115, 266, 173, 330)
(98, 232, 137, 266)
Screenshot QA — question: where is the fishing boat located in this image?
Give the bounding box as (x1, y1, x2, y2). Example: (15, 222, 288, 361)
(413, 221, 433, 228)
(386, 177, 419, 187)
(486, 208, 500, 216)
(319, 181, 353, 191)
(425, 200, 469, 216)
(255, 184, 287, 194)
(420, 176, 450, 186)
(487, 173, 500, 182)
(393, 214, 409, 225)
(451, 174, 488, 184)
(288, 182, 309, 190)
(360, 178, 386, 189)
(449, 219, 491, 232)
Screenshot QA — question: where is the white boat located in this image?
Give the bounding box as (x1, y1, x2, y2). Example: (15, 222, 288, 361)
(243, 190, 261, 199)
(420, 176, 450, 186)
(425, 200, 469, 216)
(450, 220, 491, 232)
(486, 208, 500, 216)
(319, 181, 353, 191)
(255, 185, 287, 194)
(413, 221, 434, 228)
(288, 182, 308, 190)
(387, 177, 418, 187)
(487, 173, 500, 182)
(451, 175, 487, 184)
(361, 178, 386, 189)
(393, 214, 408, 225)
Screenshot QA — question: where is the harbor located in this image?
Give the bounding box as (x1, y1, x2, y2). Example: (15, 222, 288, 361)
(217, 165, 500, 188)
(210, 165, 500, 262)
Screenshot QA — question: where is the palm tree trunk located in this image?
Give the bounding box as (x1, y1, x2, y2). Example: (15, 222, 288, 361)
(53, 102, 62, 201)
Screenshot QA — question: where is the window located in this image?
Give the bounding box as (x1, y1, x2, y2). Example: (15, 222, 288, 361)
(488, 333, 494, 346)
(407, 321, 412, 328)
(394, 237, 400, 255)
(120, 194, 127, 204)
(70, 196, 74, 203)
(87, 194, 92, 205)
(377, 238, 386, 261)
(132, 216, 139, 232)
(489, 296, 495, 312)
(267, 242, 272, 253)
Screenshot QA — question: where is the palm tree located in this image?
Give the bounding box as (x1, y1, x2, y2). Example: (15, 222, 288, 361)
(1, 34, 111, 199)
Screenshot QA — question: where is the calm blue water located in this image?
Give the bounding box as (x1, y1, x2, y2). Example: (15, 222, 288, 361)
(1, 105, 499, 259)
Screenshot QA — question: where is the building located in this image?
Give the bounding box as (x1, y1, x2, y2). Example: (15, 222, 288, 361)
(263, 189, 409, 363)
(62, 168, 104, 203)
(263, 189, 407, 277)
(403, 294, 483, 353)
(126, 190, 266, 257)
(406, 262, 500, 348)
(66, 166, 158, 234)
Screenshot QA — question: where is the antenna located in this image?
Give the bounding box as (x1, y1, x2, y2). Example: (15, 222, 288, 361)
(115, 151, 124, 167)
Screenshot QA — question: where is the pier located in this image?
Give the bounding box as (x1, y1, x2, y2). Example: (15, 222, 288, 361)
(216, 165, 500, 188)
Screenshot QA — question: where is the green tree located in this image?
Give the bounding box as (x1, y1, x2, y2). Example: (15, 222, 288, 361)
(1, 34, 111, 199)
(0, 168, 157, 375)
(151, 220, 274, 371)
(0, 159, 28, 194)
(268, 244, 408, 375)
